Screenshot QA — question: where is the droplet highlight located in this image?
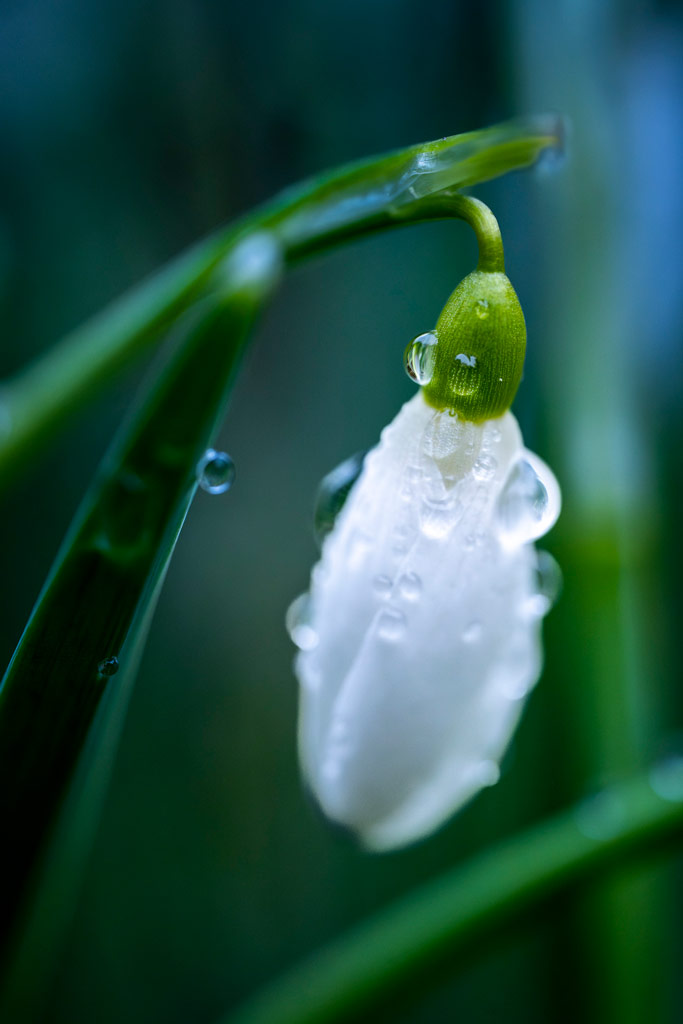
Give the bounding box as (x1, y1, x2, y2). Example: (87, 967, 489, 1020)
(286, 593, 319, 651)
(494, 453, 561, 548)
(314, 451, 366, 546)
(196, 449, 236, 494)
(474, 299, 489, 319)
(404, 332, 438, 385)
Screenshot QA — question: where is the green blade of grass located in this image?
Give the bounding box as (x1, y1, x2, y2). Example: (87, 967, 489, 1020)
(0, 115, 562, 486)
(0, 238, 281, 1015)
(222, 771, 683, 1024)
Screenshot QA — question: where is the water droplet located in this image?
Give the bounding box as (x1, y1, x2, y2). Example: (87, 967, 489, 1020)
(463, 621, 482, 643)
(313, 451, 366, 546)
(420, 498, 457, 540)
(472, 454, 497, 481)
(98, 656, 119, 677)
(398, 572, 422, 600)
(377, 607, 406, 642)
(404, 332, 438, 385)
(494, 453, 561, 548)
(286, 593, 319, 651)
(523, 550, 563, 619)
(475, 299, 489, 319)
(575, 790, 626, 841)
(487, 425, 502, 444)
(196, 449, 236, 494)
(650, 755, 683, 802)
(451, 353, 481, 397)
(455, 353, 477, 367)
(473, 760, 500, 787)
(372, 574, 393, 598)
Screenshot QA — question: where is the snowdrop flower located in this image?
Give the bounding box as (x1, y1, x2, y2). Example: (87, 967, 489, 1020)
(288, 224, 561, 852)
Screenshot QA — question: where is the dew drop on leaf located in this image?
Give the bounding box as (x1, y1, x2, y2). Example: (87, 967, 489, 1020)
(196, 449, 236, 494)
(98, 656, 119, 677)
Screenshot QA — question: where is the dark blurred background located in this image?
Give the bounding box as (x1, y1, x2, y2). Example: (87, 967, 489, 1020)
(1, 1, 683, 1022)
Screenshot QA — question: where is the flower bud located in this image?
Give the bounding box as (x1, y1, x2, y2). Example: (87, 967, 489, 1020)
(423, 270, 526, 421)
(290, 392, 560, 851)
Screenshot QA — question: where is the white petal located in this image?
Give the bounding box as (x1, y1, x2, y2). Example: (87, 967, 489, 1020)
(294, 392, 560, 851)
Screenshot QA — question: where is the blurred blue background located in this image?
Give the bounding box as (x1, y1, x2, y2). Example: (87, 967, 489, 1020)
(1, 1, 682, 1021)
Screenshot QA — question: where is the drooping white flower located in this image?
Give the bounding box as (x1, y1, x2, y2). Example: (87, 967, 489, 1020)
(288, 204, 561, 852)
(289, 391, 560, 851)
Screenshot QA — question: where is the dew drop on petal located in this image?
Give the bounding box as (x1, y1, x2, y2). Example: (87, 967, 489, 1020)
(372, 574, 393, 599)
(420, 498, 457, 540)
(196, 449, 236, 494)
(397, 572, 422, 600)
(286, 593, 319, 651)
(404, 332, 438, 385)
(474, 298, 489, 319)
(313, 451, 366, 546)
(523, 550, 563, 619)
(472, 453, 497, 481)
(494, 453, 561, 548)
(377, 607, 406, 642)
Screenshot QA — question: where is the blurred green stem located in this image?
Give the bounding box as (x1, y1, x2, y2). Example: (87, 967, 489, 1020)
(0, 117, 559, 486)
(224, 771, 683, 1024)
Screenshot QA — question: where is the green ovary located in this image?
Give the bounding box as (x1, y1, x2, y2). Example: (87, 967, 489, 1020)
(423, 270, 527, 422)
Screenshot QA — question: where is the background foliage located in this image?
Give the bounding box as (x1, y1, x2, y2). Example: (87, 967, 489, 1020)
(1, 2, 682, 1022)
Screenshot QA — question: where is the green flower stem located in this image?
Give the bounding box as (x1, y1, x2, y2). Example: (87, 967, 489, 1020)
(223, 772, 683, 1024)
(440, 194, 505, 272)
(0, 243, 279, 1001)
(0, 117, 560, 486)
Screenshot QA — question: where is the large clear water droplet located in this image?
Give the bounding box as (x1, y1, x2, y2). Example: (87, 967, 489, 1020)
(286, 593, 318, 651)
(494, 453, 561, 548)
(314, 451, 366, 547)
(196, 449, 236, 494)
(404, 332, 438, 385)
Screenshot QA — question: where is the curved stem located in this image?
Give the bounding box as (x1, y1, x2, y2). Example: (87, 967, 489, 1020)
(222, 771, 683, 1024)
(0, 117, 559, 486)
(446, 193, 505, 272)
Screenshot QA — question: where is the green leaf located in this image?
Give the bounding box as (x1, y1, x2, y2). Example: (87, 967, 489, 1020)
(222, 774, 683, 1024)
(0, 244, 279, 1016)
